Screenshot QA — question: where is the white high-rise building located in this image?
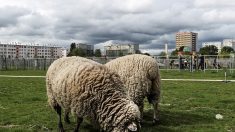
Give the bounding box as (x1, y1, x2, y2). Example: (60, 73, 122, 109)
(202, 41, 222, 52)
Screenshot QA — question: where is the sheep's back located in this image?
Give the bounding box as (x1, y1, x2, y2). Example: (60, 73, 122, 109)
(46, 57, 103, 113)
(105, 54, 158, 79)
(105, 54, 160, 104)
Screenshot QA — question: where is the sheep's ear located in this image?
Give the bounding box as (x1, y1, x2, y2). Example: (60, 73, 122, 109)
(127, 122, 137, 131)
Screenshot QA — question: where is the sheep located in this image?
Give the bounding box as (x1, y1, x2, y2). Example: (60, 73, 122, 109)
(46, 56, 141, 132)
(105, 54, 161, 123)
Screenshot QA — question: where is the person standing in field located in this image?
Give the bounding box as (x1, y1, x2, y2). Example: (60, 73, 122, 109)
(198, 54, 205, 70)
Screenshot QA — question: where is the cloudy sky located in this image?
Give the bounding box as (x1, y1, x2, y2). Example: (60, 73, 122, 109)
(0, 0, 235, 54)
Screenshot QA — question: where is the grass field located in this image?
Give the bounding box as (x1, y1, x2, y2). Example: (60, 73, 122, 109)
(0, 70, 235, 132)
(1, 69, 235, 80)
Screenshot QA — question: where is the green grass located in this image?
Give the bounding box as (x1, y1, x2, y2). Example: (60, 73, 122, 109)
(1, 69, 235, 80)
(0, 70, 235, 131)
(160, 70, 235, 80)
(0, 70, 46, 76)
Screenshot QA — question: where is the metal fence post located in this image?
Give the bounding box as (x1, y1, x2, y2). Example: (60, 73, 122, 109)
(4, 57, 7, 70)
(44, 58, 46, 71)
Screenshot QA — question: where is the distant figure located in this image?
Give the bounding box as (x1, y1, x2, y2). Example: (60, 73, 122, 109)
(213, 58, 221, 69)
(193, 56, 197, 70)
(189, 56, 193, 72)
(184, 58, 188, 69)
(170, 60, 175, 69)
(213, 58, 217, 69)
(179, 55, 184, 69)
(198, 54, 204, 70)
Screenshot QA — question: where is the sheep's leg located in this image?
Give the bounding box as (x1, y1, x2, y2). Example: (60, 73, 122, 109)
(74, 116, 83, 132)
(149, 76, 161, 124)
(139, 104, 144, 124)
(147, 94, 160, 124)
(152, 101, 160, 124)
(54, 104, 65, 132)
(64, 110, 70, 124)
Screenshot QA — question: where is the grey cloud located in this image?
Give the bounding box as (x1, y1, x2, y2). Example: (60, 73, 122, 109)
(1, 0, 235, 55)
(0, 6, 29, 27)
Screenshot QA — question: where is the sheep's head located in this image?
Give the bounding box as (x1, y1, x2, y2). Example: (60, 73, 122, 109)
(112, 101, 141, 132)
(112, 121, 141, 132)
(125, 121, 141, 132)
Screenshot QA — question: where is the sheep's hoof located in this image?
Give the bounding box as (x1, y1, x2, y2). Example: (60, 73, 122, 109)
(152, 118, 160, 125)
(65, 118, 71, 124)
(140, 119, 144, 126)
(59, 123, 65, 132)
(59, 128, 65, 132)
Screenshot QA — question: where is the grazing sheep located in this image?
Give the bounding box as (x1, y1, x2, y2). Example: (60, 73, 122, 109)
(105, 54, 161, 123)
(46, 57, 141, 132)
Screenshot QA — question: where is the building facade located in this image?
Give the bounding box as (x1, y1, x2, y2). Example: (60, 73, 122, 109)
(76, 43, 94, 56)
(223, 39, 235, 50)
(176, 32, 198, 52)
(202, 41, 222, 53)
(104, 43, 139, 57)
(0, 43, 63, 59)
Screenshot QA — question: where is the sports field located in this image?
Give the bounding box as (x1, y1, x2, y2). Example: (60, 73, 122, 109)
(0, 70, 235, 131)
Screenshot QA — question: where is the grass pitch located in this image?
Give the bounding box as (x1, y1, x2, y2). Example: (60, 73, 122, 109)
(0, 70, 235, 132)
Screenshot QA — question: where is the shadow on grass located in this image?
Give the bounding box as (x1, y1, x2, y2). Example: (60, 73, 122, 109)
(219, 99, 235, 104)
(61, 119, 99, 132)
(60, 109, 214, 132)
(142, 109, 214, 131)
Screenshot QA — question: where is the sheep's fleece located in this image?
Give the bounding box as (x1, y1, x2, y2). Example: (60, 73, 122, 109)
(105, 54, 161, 122)
(46, 56, 141, 131)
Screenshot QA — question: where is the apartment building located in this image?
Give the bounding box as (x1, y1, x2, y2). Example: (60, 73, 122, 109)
(104, 43, 139, 57)
(176, 32, 198, 52)
(0, 43, 64, 59)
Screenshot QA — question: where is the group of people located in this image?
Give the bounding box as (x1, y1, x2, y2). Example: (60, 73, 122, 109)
(169, 54, 221, 70)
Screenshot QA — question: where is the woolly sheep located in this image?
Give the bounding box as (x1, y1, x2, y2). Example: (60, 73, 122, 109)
(46, 56, 141, 132)
(105, 54, 161, 123)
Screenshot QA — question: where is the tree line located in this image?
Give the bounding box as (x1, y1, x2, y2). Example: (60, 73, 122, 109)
(68, 43, 234, 57)
(168, 45, 234, 56)
(67, 43, 148, 57)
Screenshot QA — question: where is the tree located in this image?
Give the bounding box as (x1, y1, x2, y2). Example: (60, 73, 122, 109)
(68, 43, 76, 56)
(119, 51, 124, 56)
(143, 53, 150, 56)
(158, 51, 166, 56)
(184, 51, 191, 55)
(199, 45, 218, 55)
(179, 46, 185, 52)
(171, 49, 179, 56)
(135, 50, 142, 54)
(72, 48, 86, 57)
(94, 49, 102, 57)
(220, 46, 234, 55)
(178, 46, 191, 55)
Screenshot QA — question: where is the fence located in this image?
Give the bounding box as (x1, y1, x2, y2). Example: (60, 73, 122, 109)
(0, 57, 116, 70)
(154, 55, 235, 73)
(0, 58, 56, 70)
(0, 55, 234, 72)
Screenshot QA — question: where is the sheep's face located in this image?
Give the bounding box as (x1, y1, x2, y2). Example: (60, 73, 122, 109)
(112, 121, 141, 132)
(123, 101, 141, 132)
(124, 122, 141, 132)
